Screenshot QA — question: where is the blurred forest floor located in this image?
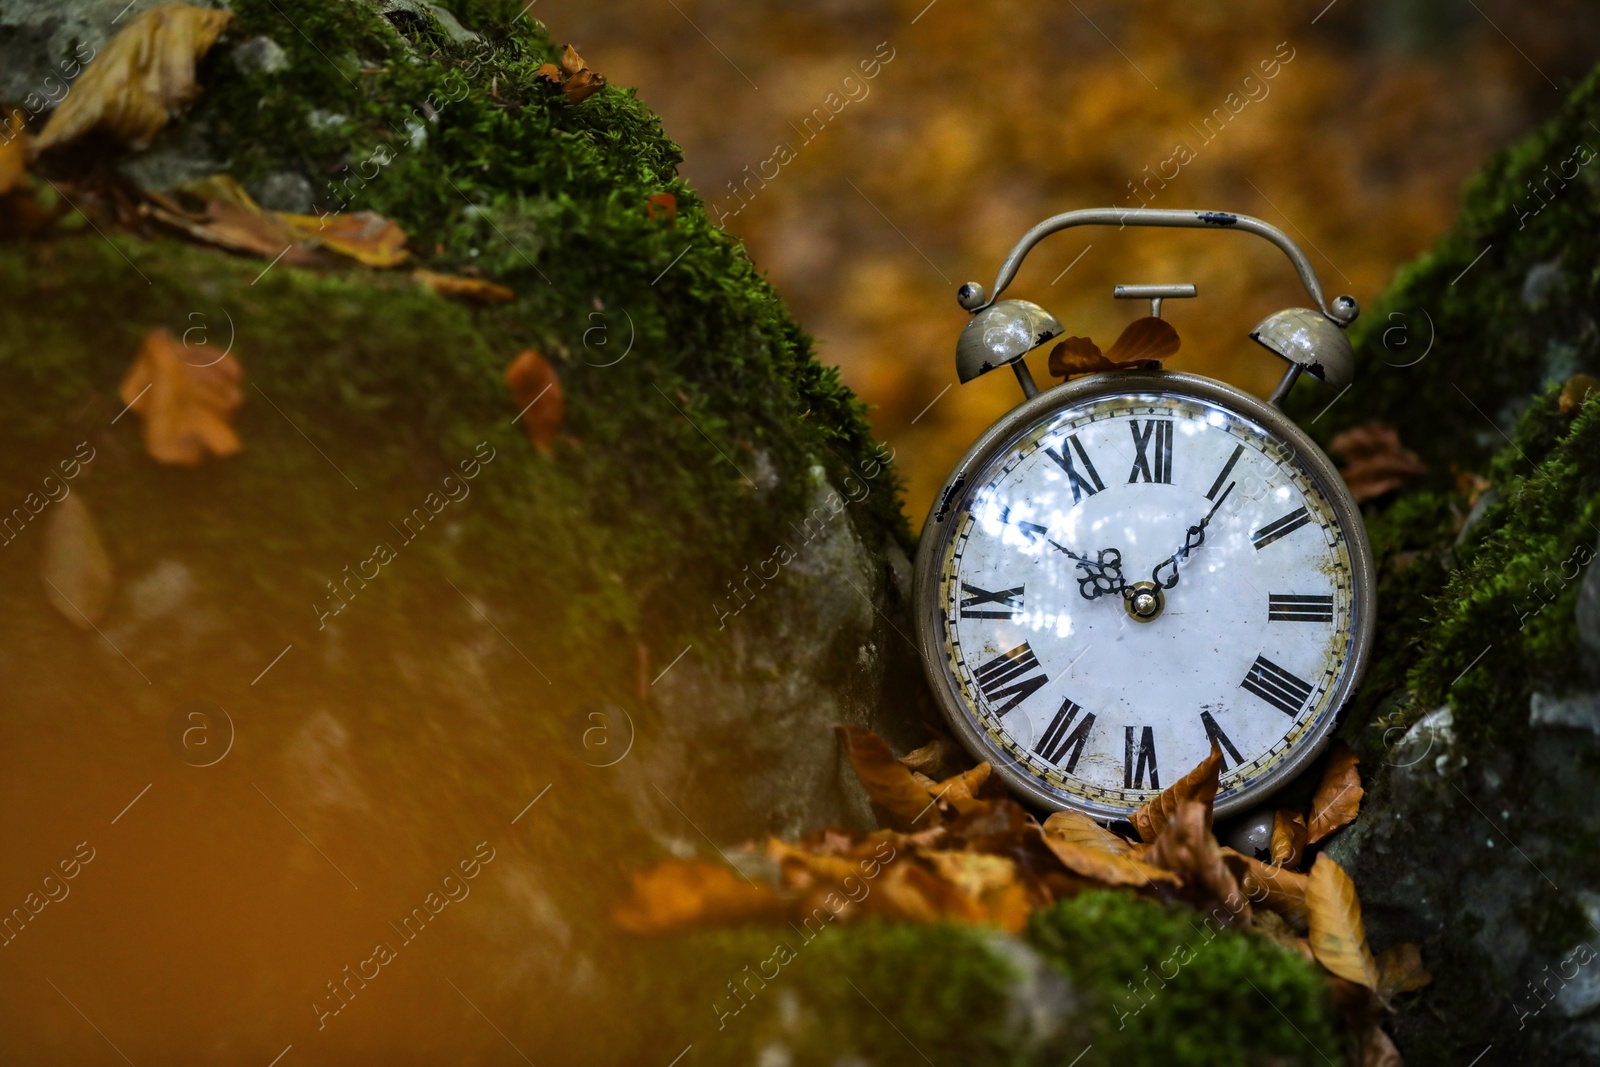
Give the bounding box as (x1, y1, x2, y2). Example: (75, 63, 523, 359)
(533, 0, 1599, 520)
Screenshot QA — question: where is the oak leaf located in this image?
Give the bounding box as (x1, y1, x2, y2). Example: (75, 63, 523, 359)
(1040, 810, 1179, 887)
(414, 269, 515, 305)
(834, 725, 939, 831)
(1047, 317, 1179, 379)
(35, 4, 233, 153)
(1328, 422, 1428, 503)
(1307, 741, 1362, 843)
(612, 860, 784, 933)
(505, 350, 565, 452)
(1272, 808, 1308, 867)
(40, 494, 114, 628)
(119, 327, 243, 465)
(1306, 853, 1379, 988)
(1130, 741, 1222, 843)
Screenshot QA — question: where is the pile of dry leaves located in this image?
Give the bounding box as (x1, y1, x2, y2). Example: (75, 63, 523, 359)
(616, 726, 1427, 1064)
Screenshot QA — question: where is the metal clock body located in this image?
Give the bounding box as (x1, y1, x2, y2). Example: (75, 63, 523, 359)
(912, 207, 1376, 821)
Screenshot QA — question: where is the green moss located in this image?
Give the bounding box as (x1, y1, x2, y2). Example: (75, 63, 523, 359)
(1029, 892, 1341, 1067)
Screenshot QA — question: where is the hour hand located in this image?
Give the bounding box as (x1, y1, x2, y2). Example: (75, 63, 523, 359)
(1049, 540, 1128, 601)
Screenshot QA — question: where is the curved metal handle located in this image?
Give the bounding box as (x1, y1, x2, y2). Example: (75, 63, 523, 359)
(972, 208, 1349, 323)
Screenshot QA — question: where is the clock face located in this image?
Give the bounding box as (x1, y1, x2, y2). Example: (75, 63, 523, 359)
(920, 375, 1368, 819)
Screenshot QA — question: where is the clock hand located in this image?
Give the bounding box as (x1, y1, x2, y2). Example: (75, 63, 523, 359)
(1049, 540, 1132, 602)
(1150, 481, 1235, 591)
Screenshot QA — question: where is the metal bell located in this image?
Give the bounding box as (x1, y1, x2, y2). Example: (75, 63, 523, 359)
(955, 298, 1065, 384)
(1220, 806, 1277, 862)
(1249, 306, 1355, 389)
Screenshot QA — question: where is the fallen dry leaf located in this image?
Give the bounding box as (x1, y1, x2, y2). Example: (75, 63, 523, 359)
(1328, 422, 1428, 503)
(414, 269, 514, 306)
(1144, 796, 1248, 915)
(897, 736, 969, 779)
(646, 192, 677, 221)
(119, 327, 243, 465)
(1221, 847, 1309, 928)
(0, 112, 27, 195)
(1357, 1023, 1405, 1067)
(35, 4, 233, 153)
(505, 350, 565, 452)
(872, 859, 986, 924)
(1041, 810, 1179, 888)
(1376, 942, 1432, 993)
(612, 860, 784, 933)
(281, 211, 409, 267)
(1131, 741, 1222, 843)
(834, 725, 939, 831)
(1255, 909, 1316, 962)
(1272, 808, 1309, 867)
(1306, 853, 1379, 989)
(1047, 317, 1180, 379)
(40, 494, 113, 628)
(1307, 741, 1363, 844)
(536, 44, 606, 104)
(934, 762, 991, 813)
(1559, 373, 1599, 417)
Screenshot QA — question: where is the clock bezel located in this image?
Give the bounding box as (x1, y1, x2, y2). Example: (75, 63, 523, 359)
(911, 368, 1376, 820)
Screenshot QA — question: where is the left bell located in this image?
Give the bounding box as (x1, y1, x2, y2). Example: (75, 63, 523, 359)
(955, 299, 1065, 384)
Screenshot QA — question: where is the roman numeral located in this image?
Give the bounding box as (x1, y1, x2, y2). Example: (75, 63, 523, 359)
(1124, 726, 1160, 789)
(1044, 434, 1105, 505)
(960, 583, 1025, 619)
(1268, 594, 1334, 622)
(1200, 710, 1244, 769)
(1251, 507, 1312, 550)
(1037, 698, 1095, 771)
(973, 642, 1049, 715)
(1206, 444, 1244, 500)
(1127, 419, 1173, 484)
(996, 505, 1049, 546)
(1240, 655, 1314, 716)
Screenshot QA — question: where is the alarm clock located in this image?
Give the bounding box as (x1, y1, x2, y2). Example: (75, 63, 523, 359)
(912, 208, 1375, 821)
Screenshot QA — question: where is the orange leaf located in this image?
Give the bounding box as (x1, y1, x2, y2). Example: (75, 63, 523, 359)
(1272, 809, 1308, 867)
(414, 269, 515, 306)
(1104, 316, 1181, 364)
(36, 4, 234, 153)
(119, 328, 243, 465)
(612, 860, 783, 934)
(1130, 741, 1222, 843)
(1040, 811, 1179, 887)
(1376, 942, 1432, 993)
(281, 211, 409, 268)
(934, 761, 991, 813)
(1306, 853, 1379, 988)
(0, 112, 28, 196)
(1559, 373, 1599, 417)
(1307, 741, 1363, 843)
(1046, 336, 1110, 378)
(1328, 422, 1428, 503)
(646, 192, 678, 221)
(1143, 797, 1247, 915)
(505, 351, 565, 452)
(561, 67, 607, 104)
(896, 736, 968, 778)
(834, 725, 940, 831)
(872, 860, 985, 924)
(1220, 847, 1309, 928)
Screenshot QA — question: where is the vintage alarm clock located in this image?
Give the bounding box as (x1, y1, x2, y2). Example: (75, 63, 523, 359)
(912, 208, 1375, 821)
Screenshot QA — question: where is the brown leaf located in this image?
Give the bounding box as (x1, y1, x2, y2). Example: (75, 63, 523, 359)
(1306, 853, 1379, 988)
(1130, 741, 1222, 843)
(414, 269, 515, 306)
(537, 45, 606, 104)
(558, 44, 588, 78)
(504, 350, 565, 452)
(1307, 741, 1363, 843)
(1255, 910, 1316, 962)
(834, 725, 940, 831)
(1221, 847, 1309, 928)
(1046, 336, 1108, 377)
(282, 211, 409, 267)
(872, 859, 985, 924)
(897, 736, 969, 778)
(934, 761, 991, 813)
(646, 192, 678, 221)
(612, 860, 784, 933)
(1104, 316, 1181, 364)
(40, 494, 113, 628)
(1329, 421, 1428, 503)
(119, 328, 243, 465)
(1559, 373, 1599, 417)
(1376, 942, 1432, 993)
(1144, 797, 1248, 915)
(1357, 1024, 1404, 1067)
(35, 4, 233, 153)
(0, 112, 27, 196)
(1040, 810, 1179, 887)
(1272, 809, 1308, 867)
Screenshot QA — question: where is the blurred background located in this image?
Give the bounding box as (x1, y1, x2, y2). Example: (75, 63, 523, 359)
(537, 0, 1599, 522)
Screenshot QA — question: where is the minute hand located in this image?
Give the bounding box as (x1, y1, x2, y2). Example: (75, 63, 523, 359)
(1150, 481, 1235, 591)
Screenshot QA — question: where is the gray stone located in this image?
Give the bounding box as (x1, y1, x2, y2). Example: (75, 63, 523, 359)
(248, 171, 314, 213)
(374, 0, 480, 46)
(115, 124, 227, 191)
(1522, 260, 1565, 310)
(1577, 536, 1600, 655)
(231, 35, 289, 76)
(1531, 691, 1600, 734)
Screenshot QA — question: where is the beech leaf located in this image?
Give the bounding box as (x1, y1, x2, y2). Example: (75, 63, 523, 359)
(1307, 741, 1363, 843)
(934, 761, 991, 813)
(536, 44, 606, 104)
(505, 350, 565, 452)
(119, 327, 243, 465)
(1328, 421, 1428, 504)
(414, 269, 515, 306)
(1272, 808, 1308, 867)
(1220, 847, 1309, 928)
(1143, 797, 1247, 914)
(40, 494, 113, 628)
(1040, 811, 1179, 887)
(35, 4, 233, 153)
(612, 860, 783, 934)
(834, 725, 939, 831)
(0, 112, 27, 196)
(1130, 741, 1222, 843)
(1376, 941, 1432, 993)
(1104, 316, 1181, 364)
(1306, 853, 1379, 988)
(280, 211, 410, 268)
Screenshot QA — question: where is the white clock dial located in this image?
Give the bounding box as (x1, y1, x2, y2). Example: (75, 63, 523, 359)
(929, 386, 1359, 818)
